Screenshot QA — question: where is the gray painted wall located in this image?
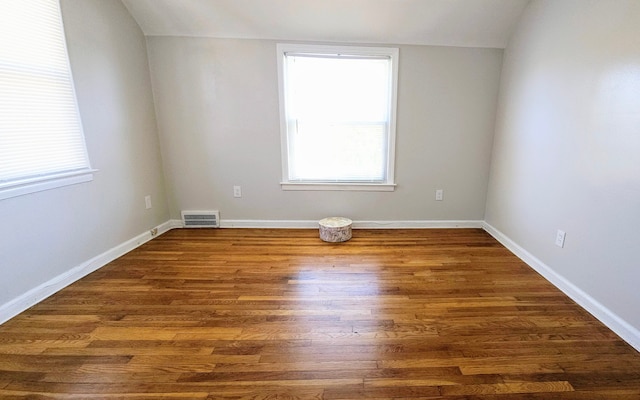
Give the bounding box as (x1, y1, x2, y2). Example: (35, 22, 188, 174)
(146, 37, 503, 222)
(485, 0, 640, 329)
(0, 0, 168, 306)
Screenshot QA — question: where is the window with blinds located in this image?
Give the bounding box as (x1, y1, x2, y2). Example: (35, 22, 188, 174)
(277, 44, 398, 191)
(0, 0, 93, 200)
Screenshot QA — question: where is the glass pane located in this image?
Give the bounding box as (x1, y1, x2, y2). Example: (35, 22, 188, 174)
(285, 54, 390, 181)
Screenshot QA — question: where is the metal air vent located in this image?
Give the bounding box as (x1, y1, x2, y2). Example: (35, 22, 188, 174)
(181, 210, 220, 228)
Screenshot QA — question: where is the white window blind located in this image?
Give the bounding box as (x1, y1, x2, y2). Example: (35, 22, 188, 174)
(0, 0, 92, 198)
(278, 44, 398, 190)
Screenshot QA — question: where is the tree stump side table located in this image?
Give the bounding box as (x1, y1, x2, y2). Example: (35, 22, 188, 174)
(319, 217, 352, 243)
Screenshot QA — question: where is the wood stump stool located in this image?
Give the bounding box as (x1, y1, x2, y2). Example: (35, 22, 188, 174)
(319, 217, 352, 242)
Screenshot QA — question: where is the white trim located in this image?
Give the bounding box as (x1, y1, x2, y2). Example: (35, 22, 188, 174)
(355, 220, 483, 229)
(0, 169, 97, 201)
(166, 219, 185, 229)
(280, 182, 396, 191)
(220, 219, 483, 229)
(277, 44, 290, 184)
(156, 220, 180, 234)
(0, 220, 175, 325)
(221, 219, 318, 228)
(482, 221, 640, 352)
(277, 43, 399, 187)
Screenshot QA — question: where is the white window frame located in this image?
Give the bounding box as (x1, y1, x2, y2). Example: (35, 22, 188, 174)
(0, 0, 94, 201)
(277, 43, 398, 191)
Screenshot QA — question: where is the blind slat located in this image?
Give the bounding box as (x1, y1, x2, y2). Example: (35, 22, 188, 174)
(0, 0, 90, 184)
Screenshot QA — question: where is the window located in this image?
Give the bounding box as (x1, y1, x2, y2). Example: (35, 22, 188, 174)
(0, 0, 93, 200)
(277, 44, 398, 191)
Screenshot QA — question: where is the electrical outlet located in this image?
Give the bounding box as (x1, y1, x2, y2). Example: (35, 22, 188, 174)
(555, 230, 566, 248)
(144, 195, 152, 209)
(233, 186, 242, 198)
(435, 189, 443, 201)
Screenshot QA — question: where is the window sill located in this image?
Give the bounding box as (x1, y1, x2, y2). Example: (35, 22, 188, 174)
(281, 182, 396, 192)
(0, 169, 97, 201)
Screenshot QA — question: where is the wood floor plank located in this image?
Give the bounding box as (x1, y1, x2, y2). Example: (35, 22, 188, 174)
(0, 228, 639, 398)
(439, 380, 575, 395)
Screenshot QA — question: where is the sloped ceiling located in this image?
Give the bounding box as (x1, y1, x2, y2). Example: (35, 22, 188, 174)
(121, 0, 530, 48)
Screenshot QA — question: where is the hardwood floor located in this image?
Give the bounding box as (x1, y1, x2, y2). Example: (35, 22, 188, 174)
(1, 228, 639, 399)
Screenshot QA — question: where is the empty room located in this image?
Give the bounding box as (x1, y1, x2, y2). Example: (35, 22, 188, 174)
(1, 0, 639, 398)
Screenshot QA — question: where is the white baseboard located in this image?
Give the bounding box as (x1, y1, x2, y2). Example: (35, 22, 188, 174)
(482, 221, 640, 352)
(220, 219, 318, 228)
(353, 220, 483, 229)
(219, 219, 484, 229)
(0, 220, 175, 325)
(166, 219, 184, 230)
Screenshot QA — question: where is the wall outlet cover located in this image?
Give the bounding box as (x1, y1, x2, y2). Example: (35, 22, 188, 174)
(555, 229, 566, 248)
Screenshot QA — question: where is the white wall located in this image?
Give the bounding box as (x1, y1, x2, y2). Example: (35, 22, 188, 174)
(146, 37, 503, 222)
(0, 0, 168, 308)
(486, 0, 640, 331)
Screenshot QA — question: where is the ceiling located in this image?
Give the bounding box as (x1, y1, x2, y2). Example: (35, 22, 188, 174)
(121, 0, 530, 49)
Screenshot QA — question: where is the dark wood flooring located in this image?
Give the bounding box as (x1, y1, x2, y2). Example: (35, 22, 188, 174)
(1, 228, 639, 399)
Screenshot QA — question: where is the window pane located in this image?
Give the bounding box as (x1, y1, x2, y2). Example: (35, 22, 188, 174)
(290, 122, 386, 181)
(287, 56, 390, 123)
(0, 0, 91, 187)
(284, 53, 391, 182)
